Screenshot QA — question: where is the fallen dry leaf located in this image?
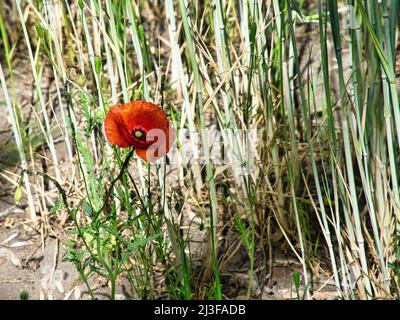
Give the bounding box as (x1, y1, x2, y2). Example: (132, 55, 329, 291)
(0, 248, 21, 267)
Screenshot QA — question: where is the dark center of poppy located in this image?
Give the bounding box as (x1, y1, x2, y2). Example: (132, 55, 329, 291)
(132, 128, 146, 141)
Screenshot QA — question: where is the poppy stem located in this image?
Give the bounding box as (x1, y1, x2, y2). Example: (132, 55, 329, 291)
(127, 170, 147, 213)
(21, 169, 71, 216)
(97, 148, 135, 215)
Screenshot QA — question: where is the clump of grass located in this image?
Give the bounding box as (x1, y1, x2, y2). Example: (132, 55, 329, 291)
(19, 290, 29, 300)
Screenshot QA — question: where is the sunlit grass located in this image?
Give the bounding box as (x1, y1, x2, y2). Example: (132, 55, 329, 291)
(0, 0, 399, 300)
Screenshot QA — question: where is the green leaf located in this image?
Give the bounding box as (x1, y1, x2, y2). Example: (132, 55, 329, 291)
(94, 56, 102, 75)
(82, 200, 93, 217)
(50, 196, 63, 214)
(293, 271, 300, 290)
(19, 291, 29, 300)
(35, 24, 44, 38)
(14, 186, 23, 204)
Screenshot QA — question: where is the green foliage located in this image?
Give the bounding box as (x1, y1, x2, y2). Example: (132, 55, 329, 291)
(19, 291, 29, 300)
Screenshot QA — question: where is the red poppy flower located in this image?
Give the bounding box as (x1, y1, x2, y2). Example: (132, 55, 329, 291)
(104, 101, 175, 162)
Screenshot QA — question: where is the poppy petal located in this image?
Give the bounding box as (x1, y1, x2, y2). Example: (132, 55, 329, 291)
(104, 100, 175, 162)
(136, 147, 164, 162)
(121, 101, 169, 133)
(135, 148, 148, 162)
(104, 104, 132, 147)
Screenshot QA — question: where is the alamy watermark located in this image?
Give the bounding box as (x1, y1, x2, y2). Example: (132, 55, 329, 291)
(340, 5, 361, 30)
(144, 127, 258, 173)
